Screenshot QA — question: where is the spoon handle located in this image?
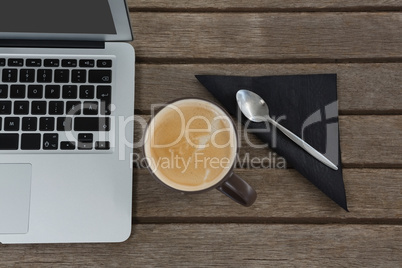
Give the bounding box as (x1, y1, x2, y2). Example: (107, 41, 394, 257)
(268, 118, 338, 170)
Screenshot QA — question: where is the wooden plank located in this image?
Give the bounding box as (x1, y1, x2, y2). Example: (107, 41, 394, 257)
(133, 169, 402, 221)
(1, 224, 401, 267)
(340, 116, 402, 167)
(134, 63, 402, 114)
(127, 0, 402, 10)
(130, 13, 402, 61)
(133, 115, 402, 167)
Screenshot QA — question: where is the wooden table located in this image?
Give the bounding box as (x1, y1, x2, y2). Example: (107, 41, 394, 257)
(2, 1, 401, 266)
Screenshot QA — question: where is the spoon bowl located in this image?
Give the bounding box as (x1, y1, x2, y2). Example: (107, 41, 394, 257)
(236, 90, 269, 123)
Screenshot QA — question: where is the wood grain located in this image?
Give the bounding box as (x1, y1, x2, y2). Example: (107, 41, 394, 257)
(127, 0, 402, 10)
(133, 115, 402, 167)
(133, 169, 402, 222)
(131, 13, 402, 61)
(134, 63, 402, 114)
(340, 116, 402, 167)
(1, 224, 400, 267)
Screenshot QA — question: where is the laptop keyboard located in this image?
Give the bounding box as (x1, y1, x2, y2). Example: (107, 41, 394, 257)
(0, 56, 114, 152)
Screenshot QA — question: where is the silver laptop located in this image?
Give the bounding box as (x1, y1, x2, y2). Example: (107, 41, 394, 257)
(0, 0, 135, 244)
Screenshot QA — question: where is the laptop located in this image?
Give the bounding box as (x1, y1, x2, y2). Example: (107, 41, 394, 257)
(0, 0, 135, 244)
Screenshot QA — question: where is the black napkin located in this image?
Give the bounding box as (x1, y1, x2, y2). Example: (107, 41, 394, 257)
(196, 74, 348, 211)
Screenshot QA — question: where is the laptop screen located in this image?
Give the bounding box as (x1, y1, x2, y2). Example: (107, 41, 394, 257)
(0, 0, 116, 35)
(0, 0, 132, 41)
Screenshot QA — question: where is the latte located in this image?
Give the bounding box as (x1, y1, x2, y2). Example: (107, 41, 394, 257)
(144, 99, 237, 192)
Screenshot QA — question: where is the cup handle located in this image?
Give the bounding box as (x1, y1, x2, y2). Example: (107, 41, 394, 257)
(217, 173, 257, 207)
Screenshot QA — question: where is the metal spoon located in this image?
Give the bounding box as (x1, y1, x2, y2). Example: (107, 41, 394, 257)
(236, 89, 338, 170)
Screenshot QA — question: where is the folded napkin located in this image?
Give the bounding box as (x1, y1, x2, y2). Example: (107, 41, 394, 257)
(196, 74, 348, 211)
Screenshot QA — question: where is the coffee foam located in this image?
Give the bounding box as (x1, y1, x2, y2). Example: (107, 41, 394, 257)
(144, 99, 237, 192)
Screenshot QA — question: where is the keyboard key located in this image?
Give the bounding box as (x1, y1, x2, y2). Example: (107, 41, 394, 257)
(74, 117, 110, 131)
(39, 117, 55, 131)
(54, 69, 70, 83)
(49, 101, 64, 115)
(62, 59, 77, 67)
(28, 85, 43, 99)
(61, 141, 75, 150)
(78, 133, 93, 150)
(62, 85, 78, 99)
(26, 59, 42, 67)
(95, 141, 110, 150)
(21, 134, 41, 150)
(97, 60, 112, 68)
(89, 70, 112, 83)
(45, 85, 61, 99)
(57, 117, 72, 131)
(78, 143, 93, 150)
(0, 101, 12, 114)
(96, 86, 111, 100)
(0, 85, 8, 98)
(37, 69, 52, 83)
(66, 101, 81, 115)
(44, 59, 59, 67)
(2, 69, 18, 82)
(0, 134, 19, 150)
(0, 117, 1, 130)
(8, 58, 24, 67)
(22, 117, 38, 131)
(79, 60, 95, 68)
(83, 101, 98, 115)
(72, 70, 87, 83)
(0, 58, 5, 66)
(97, 86, 112, 115)
(80, 85, 94, 99)
(20, 69, 35, 83)
(78, 133, 93, 143)
(31, 101, 47, 115)
(43, 133, 58, 150)
(10, 85, 26, 98)
(4, 117, 20, 131)
(14, 101, 29, 115)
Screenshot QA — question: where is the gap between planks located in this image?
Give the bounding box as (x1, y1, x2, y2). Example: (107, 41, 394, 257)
(132, 217, 402, 225)
(128, 8, 402, 13)
(134, 57, 402, 65)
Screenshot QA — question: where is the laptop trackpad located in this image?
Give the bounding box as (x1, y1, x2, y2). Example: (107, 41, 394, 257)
(0, 164, 32, 234)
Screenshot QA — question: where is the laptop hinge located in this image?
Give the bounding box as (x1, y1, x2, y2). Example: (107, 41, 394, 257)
(0, 40, 105, 49)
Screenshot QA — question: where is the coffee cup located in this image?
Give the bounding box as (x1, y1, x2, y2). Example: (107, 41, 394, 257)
(143, 98, 257, 206)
